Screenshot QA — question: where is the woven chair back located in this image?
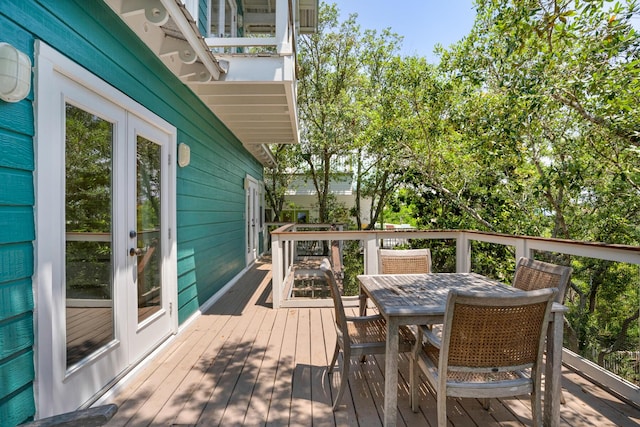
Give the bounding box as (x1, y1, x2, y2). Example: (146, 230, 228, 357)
(512, 257, 572, 303)
(379, 248, 431, 274)
(443, 288, 557, 371)
(320, 258, 348, 338)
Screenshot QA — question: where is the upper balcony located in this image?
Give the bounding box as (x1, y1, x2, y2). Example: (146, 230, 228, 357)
(105, 0, 318, 167)
(202, 0, 317, 153)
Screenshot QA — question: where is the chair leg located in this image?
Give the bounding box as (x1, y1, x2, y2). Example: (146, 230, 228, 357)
(531, 390, 543, 427)
(359, 292, 367, 316)
(328, 340, 340, 374)
(531, 373, 543, 427)
(332, 352, 350, 411)
(481, 398, 491, 410)
(436, 392, 447, 427)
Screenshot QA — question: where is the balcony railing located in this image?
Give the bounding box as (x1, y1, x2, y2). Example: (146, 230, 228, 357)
(205, 0, 296, 55)
(268, 223, 640, 408)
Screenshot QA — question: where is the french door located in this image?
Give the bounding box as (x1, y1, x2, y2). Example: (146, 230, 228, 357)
(245, 176, 261, 265)
(36, 42, 177, 417)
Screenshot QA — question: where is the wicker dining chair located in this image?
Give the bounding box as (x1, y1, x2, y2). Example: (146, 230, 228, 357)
(512, 257, 573, 303)
(411, 288, 557, 427)
(378, 248, 432, 274)
(359, 248, 433, 316)
(319, 258, 415, 410)
(512, 256, 573, 404)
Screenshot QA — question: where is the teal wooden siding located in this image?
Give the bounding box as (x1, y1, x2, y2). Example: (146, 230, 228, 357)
(0, 0, 262, 424)
(0, 8, 36, 426)
(198, 0, 208, 36)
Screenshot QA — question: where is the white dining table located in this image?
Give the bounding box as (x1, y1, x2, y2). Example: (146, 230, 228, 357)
(357, 272, 566, 427)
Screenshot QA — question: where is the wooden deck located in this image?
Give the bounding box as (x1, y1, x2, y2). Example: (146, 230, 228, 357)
(104, 258, 640, 426)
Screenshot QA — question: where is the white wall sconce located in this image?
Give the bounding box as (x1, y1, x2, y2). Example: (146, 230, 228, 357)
(0, 43, 31, 103)
(177, 143, 190, 167)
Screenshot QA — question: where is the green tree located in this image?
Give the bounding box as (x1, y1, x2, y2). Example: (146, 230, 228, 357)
(351, 29, 405, 230)
(297, 3, 404, 226)
(434, 0, 640, 361)
(264, 144, 301, 221)
(297, 3, 362, 224)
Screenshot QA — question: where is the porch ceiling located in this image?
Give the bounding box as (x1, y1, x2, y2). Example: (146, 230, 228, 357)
(104, 0, 303, 168)
(186, 56, 299, 152)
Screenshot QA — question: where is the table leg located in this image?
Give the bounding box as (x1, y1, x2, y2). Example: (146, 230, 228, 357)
(384, 317, 399, 427)
(359, 290, 367, 316)
(544, 311, 563, 427)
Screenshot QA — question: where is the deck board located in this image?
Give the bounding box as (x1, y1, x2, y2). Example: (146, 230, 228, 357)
(309, 307, 335, 427)
(263, 305, 297, 426)
(243, 307, 285, 425)
(105, 258, 640, 427)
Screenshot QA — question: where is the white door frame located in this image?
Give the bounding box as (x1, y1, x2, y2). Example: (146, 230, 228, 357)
(34, 41, 178, 417)
(245, 175, 261, 265)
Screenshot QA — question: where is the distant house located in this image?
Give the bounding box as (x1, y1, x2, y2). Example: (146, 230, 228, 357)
(275, 155, 373, 226)
(0, 0, 316, 424)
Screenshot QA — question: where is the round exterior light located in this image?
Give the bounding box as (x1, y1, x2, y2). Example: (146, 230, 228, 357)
(178, 143, 190, 167)
(0, 42, 31, 103)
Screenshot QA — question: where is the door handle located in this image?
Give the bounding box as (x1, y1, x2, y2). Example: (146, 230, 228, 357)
(130, 247, 143, 256)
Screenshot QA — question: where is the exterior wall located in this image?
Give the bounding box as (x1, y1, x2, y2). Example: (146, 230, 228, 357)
(283, 194, 373, 225)
(0, 1, 262, 424)
(282, 174, 373, 225)
(0, 7, 37, 426)
(197, 0, 209, 36)
(184, 0, 209, 36)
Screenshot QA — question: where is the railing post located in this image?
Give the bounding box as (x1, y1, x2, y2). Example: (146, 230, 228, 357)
(456, 231, 471, 272)
(514, 238, 530, 262)
(291, 224, 298, 260)
(271, 234, 283, 308)
(363, 232, 379, 274)
(284, 239, 291, 277)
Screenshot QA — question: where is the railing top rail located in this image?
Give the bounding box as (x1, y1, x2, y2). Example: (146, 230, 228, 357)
(270, 223, 296, 233)
(467, 230, 640, 253)
(268, 225, 640, 255)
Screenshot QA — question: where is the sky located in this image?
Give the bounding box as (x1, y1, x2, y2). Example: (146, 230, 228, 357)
(331, 0, 477, 61)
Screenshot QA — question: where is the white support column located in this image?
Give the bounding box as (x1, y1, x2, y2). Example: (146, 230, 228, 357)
(456, 231, 471, 272)
(275, 0, 292, 54)
(514, 238, 531, 262)
(364, 232, 379, 274)
(284, 240, 291, 278)
(271, 235, 283, 308)
(227, 0, 237, 37)
(218, 0, 226, 37)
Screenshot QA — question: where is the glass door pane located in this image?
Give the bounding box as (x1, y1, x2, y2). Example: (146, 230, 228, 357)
(135, 136, 162, 323)
(65, 104, 114, 367)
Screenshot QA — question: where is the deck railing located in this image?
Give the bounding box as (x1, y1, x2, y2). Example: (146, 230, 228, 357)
(268, 223, 640, 407)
